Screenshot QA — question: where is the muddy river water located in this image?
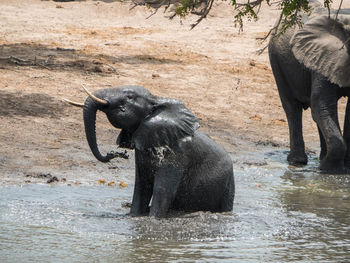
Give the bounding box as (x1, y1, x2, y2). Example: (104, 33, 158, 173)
(1, 148, 350, 262)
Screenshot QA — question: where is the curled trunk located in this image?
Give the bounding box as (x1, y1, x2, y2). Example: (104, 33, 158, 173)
(83, 98, 112, 162)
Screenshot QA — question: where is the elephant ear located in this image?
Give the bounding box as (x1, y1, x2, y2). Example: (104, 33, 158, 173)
(132, 99, 200, 150)
(291, 15, 350, 87)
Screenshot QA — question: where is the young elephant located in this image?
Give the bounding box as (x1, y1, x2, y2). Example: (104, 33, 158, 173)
(268, 1, 350, 172)
(82, 85, 234, 217)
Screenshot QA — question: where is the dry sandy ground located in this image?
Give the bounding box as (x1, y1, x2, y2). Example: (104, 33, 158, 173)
(0, 0, 348, 185)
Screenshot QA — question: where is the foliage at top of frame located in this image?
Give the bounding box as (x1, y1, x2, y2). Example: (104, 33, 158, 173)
(174, 0, 333, 31)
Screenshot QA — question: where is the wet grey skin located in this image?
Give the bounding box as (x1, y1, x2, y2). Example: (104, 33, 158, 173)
(268, 0, 350, 172)
(83, 85, 235, 218)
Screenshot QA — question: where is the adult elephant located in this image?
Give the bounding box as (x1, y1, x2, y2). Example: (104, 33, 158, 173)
(81, 85, 234, 217)
(268, 1, 350, 172)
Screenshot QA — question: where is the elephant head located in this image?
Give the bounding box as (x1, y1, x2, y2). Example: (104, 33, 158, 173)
(290, 15, 350, 87)
(82, 85, 200, 162)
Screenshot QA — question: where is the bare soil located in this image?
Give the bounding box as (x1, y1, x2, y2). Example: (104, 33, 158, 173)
(0, 0, 348, 185)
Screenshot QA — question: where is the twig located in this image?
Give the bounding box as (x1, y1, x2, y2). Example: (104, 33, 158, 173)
(190, 0, 214, 29)
(134, 0, 172, 19)
(129, 2, 141, 10)
(105, 63, 120, 74)
(146, 6, 161, 18)
(169, 12, 177, 20)
(256, 44, 269, 55)
(0, 56, 34, 67)
(0, 56, 51, 69)
(163, 0, 172, 13)
(335, 0, 343, 21)
(256, 11, 283, 42)
(256, 12, 283, 55)
(56, 47, 76, 52)
(256, 1, 262, 15)
(0, 56, 31, 65)
(327, 2, 331, 18)
(234, 0, 263, 8)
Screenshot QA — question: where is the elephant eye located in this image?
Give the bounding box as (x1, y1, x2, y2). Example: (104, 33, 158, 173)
(118, 105, 126, 112)
(126, 94, 134, 100)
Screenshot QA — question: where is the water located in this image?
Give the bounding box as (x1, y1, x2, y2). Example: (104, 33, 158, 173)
(1, 149, 350, 262)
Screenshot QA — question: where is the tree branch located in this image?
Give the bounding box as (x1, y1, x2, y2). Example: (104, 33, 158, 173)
(335, 0, 344, 21)
(191, 0, 215, 29)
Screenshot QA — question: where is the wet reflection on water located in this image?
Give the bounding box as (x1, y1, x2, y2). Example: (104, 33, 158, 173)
(276, 167, 350, 262)
(1, 149, 350, 262)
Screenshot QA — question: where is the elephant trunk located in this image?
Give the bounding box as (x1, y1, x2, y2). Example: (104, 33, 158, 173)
(83, 98, 112, 163)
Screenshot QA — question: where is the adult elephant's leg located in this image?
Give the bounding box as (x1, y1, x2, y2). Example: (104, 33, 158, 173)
(317, 125, 327, 161)
(270, 58, 307, 164)
(311, 74, 345, 171)
(284, 102, 307, 165)
(130, 150, 153, 216)
(343, 98, 350, 168)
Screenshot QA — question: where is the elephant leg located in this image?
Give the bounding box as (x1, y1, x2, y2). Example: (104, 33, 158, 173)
(149, 164, 182, 218)
(220, 176, 235, 212)
(317, 125, 327, 161)
(130, 173, 153, 216)
(310, 74, 345, 171)
(274, 80, 307, 163)
(279, 96, 307, 164)
(343, 98, 350, 168)
(284, 102, 307, 165)
(130, 152, 153, 216)
(269, 53, 307, 164)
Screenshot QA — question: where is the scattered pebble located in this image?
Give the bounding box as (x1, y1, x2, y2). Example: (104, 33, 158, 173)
(47, 176, 59, 184)
(25, 173, 52, 179)
(121, 202, 132, 208)
(119, 181, 128, 188)
(98, 179, 106, 184)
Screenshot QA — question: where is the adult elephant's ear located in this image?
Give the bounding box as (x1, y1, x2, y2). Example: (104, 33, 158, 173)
(132, 99, 200, 150)
(290, 15, 350, 87)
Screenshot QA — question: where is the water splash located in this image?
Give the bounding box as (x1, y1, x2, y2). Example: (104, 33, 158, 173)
(1, 148, 350, 262)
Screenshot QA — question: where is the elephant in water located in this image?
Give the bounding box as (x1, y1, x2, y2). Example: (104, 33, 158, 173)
(268, 1, 350, 172)
(76, 85, 234, 217)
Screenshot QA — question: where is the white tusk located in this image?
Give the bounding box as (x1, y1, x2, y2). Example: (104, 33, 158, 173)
(62, 98, 84, 108)
(82, 84, 108, 105)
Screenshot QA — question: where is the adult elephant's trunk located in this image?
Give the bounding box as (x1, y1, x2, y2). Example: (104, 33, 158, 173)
(83, 97, 111, 163)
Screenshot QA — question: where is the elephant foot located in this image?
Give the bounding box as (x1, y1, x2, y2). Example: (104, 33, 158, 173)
(320, 167, 350, 174)
(128, 211, 149, 217)
(319, 158, 345, 173)
(129, 206, 150, 217)
(344, 157, 350, 169)
(287, 151, 308, 165)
